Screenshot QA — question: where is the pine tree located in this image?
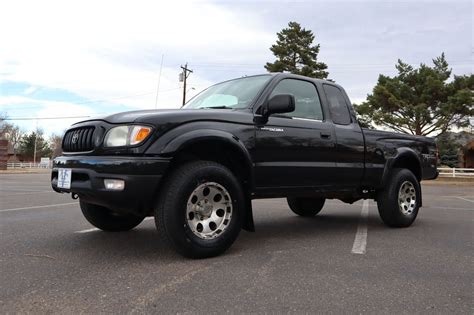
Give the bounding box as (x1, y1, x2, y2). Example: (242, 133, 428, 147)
(436, 133, 459, 167)
(19, 130, 52, 160)
(265, 21, 328, 79)
(354, 54, 474, 136)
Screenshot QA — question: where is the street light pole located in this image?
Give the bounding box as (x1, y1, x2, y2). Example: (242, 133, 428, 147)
(33, 133, 37, 164)
(33, 120, 38, 164)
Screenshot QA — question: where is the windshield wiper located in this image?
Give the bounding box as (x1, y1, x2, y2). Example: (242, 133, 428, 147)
(201, 106, 233, 109)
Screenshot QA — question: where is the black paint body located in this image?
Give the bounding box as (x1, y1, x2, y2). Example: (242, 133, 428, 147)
(52, 74, 438, 216)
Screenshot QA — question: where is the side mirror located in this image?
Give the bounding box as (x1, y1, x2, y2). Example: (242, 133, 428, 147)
(266, 94, 295, 116)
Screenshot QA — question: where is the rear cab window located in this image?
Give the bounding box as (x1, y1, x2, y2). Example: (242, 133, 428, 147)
(323, 84, 352, 125)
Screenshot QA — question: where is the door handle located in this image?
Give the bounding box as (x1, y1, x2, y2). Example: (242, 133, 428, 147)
(320, 132, 331, 140)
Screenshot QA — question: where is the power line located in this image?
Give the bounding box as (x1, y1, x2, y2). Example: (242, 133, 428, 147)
(4, 115, 91, 121)
(1, 87, 182, 111)
(169, 59, 472, 68)
(59, 87, 181, 105)
(155, 54, 165, 109)
(169, 60, 473, 74)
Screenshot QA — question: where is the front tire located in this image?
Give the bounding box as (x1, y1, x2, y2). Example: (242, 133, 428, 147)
(155, 161, 245, 259)
(80, 201, 145, 232)
(287, 197, 325, 217)
(377, 168, 421, 227)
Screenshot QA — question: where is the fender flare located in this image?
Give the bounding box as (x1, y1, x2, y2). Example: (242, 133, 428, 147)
(161, 129, 252, 167)
(161, 129, 255, 232)
(380, 147, 422, 187)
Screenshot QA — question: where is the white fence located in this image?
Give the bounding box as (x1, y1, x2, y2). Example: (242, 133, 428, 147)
(7, 162, 52, 169)
(437, 168, 474, 178)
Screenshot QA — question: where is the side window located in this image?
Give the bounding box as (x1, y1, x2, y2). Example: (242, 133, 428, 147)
(323, 85, 352, 125)
(269, 79, 323, 120)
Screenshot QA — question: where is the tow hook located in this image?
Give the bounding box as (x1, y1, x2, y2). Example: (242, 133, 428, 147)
(71, 193, 79, 200)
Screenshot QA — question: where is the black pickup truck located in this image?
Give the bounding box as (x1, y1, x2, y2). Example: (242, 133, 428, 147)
(52, 73, 438, 258)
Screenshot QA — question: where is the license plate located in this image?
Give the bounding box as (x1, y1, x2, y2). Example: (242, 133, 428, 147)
(57, 168, 72, 189)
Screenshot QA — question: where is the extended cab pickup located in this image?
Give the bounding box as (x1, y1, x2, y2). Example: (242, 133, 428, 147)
(52, 73, 438, 258)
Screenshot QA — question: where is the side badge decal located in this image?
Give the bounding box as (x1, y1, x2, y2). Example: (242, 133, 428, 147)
(259, 127, 284, 132)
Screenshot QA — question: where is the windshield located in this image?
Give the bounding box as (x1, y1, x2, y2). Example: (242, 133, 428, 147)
(183, 75, 272, 109)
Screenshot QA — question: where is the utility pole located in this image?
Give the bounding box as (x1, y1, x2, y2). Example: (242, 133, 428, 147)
(180, 63, 193, 106)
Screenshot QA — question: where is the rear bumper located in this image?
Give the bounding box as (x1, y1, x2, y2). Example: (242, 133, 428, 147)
(51, 155, 171, 216)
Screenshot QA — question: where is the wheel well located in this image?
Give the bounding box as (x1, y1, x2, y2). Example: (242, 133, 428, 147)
(151, 139, 256, 231)
(392, 155, 422, 181)
(166, 140, 253, 191)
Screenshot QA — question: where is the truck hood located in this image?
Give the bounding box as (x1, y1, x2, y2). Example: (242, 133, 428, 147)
(74, 108, 254, 129)
(85, 109, 184, 124)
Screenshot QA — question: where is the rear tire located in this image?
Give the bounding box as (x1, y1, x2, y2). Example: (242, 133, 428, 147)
(80, 201, 145, 232)
(377, 168, 421, 228)
(155, 161, 244, 259)
(287, 197, 325, 217)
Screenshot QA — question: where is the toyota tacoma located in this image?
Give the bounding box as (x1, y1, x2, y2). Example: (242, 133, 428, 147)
(52, 73, 438, 258)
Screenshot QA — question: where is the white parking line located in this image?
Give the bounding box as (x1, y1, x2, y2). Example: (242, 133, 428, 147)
(455, 197, 474, 204)
(2, 191, 54, 196)
(427, 206, 474, 211)
(0, 185, 53, 192)
(75, 228, 100, 233)
(75, 217, 154, 233)
(351, 200, 369, 255)
(0, 202, 78, 213)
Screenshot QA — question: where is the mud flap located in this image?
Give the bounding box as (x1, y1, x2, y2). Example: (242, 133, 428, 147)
(242, 197, 255, 232)
(419, 183, 422, 207)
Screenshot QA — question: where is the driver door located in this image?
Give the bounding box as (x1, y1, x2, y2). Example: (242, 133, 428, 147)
(254, 78, 337, 189)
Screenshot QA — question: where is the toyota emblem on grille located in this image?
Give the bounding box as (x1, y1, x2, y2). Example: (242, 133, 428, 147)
(71, 132, 79, 144)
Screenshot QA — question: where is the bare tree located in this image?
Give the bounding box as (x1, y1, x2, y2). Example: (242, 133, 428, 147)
(49, 133, 63, 158)
(8, 125, 25, 157)
(0, 113, 10, 139)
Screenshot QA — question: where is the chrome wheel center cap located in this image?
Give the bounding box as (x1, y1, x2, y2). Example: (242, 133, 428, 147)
(203, 204, 213, 214)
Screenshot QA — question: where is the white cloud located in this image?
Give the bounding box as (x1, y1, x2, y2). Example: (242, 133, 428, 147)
(1, 0, 471, 136)
(23, 86, 37, 95)
(0, 0, 274, 115)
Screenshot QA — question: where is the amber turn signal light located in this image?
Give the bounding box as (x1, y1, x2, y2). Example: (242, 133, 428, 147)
(130, 126, 152, 145)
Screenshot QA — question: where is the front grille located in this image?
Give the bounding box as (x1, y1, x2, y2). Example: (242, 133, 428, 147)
(62, 126, 95, 152)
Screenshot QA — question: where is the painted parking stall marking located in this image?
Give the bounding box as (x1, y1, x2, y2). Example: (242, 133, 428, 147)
(0, 202, 78, 213)
(75, 228, 100, 234)
(75, 217, 154, 233)
(455, 196, 474, 204)
(351, 200, 369, 255)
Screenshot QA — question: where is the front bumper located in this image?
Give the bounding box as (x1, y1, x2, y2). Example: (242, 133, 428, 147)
(51, 155, 171, 216)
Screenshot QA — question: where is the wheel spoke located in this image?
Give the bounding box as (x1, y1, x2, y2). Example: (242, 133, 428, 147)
(194, 187, 205, 201)
(199, 218, 212, 234)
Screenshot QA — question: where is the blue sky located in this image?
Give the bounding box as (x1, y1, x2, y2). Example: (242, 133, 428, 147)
(0, 0, 472, 136)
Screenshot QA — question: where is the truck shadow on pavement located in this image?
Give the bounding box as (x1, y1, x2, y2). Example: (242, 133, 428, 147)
(51, 212, 385, 260)
(247, 212, 386, 241)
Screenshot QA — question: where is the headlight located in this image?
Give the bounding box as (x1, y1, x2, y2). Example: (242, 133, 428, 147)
(104, 125, 152, 147)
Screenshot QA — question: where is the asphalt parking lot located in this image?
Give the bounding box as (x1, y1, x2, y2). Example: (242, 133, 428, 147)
(0, 173, 472, 313)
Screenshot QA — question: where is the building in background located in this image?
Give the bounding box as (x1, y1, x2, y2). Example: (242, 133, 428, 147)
(460, 140, 474, 168)
(437, 131, 474, 168)
(0, 140, 7, 170)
